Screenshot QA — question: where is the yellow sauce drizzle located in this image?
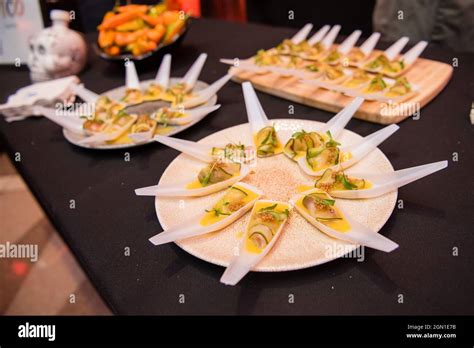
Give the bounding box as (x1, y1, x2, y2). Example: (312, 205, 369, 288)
(199, 186, 259, 226)
(107, 132, 133, 145)
(253, 133, 283, 156)
(244, 201, 290, 253)
(245, 237, 263, 254)
(185, 172, 241, 190)
(295, 197, 351, 233)
(297, 185, 313, 192)
(154, 126, 176, 135)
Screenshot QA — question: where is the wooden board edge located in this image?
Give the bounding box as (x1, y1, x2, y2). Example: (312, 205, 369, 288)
(230, 61, 454, 125)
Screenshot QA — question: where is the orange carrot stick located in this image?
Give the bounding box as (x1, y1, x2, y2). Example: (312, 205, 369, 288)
(98, 8, 147, 30)
(116, 5, 149, 13)
(140, 14, 163, 27)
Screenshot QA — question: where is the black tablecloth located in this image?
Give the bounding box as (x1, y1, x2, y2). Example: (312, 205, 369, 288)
(1, 19, 473, 315)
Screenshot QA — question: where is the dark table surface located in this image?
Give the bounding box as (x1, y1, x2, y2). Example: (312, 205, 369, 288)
(1, 18, 473, 315)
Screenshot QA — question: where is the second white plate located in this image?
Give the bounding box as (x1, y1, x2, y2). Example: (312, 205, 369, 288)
(63, 78, 218, 150)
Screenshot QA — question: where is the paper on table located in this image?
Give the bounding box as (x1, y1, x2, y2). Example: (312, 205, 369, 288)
(0, 76, 80, 121)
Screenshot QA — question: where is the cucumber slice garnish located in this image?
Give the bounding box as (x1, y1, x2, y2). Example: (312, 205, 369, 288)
(249, 232, 269, 249)
(315, 169, 336, 189)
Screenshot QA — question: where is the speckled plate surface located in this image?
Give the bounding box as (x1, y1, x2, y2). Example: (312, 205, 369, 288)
(155, 119, 397, 272)
(63, 78, 217, 150)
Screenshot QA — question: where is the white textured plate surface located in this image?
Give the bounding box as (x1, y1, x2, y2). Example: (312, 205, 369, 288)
(63, 78, 217, 150)
(155, 119, 397, 272)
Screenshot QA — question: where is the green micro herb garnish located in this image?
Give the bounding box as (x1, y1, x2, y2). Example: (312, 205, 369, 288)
(325, 131, 341, 148)
(337, 173, 358, 190)
(231, 186, 248, 196)
(200, 161, 218, 186)
(205, 208, 231, 217)
(259, 203, 277, 212)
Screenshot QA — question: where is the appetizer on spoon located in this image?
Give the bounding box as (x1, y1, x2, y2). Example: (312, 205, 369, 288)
(178, 73, 233, 109)
(219, 25, 328, 77)
(321, 30, 362, 65)
(128, 114, 158, 143)
(331, 69, 374, 94)
(220, 200, 291, 285)
(346, 32, 381, 66)
(149, 183, 263, 246)
(299, 25, 341, 61)
(122, 61, 144, 105)
(144, 53, 172, 101)
(135, 160, 251, 197)
(152, 104, 221, 126)
(360, 37, 409, 73)
(303, 64, 352, 90)
(313, 160, 448, 199)
(283, 96, 364, 161)
(291, 25, 331, 57)
(243, 82, 284, 157)
(159, 53, 208, 105)
(275, 23, 314, 55)
(381, 41, 428, 77)
(345, 74, 418, 102)
(78, 111, 138, 145)
(297, 124, 400, 176)
(153, 135, 254, 164)
(292, 188, 398, 252)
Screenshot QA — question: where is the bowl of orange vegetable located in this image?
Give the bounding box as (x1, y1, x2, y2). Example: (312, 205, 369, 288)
(97, 3, 190, 61)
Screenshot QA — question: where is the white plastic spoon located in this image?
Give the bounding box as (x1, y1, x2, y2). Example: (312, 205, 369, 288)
(135, 165, 252, 197)
(320, 25, 341, 50)
(162, 104, 221, 126)
(149, 183, 263, 245)
(307, 25, 331, 46)
(317, 96, 365, 138)
(298, 124, 400, 176)
(292, 188, 398, 252)
(325, 160, 448, 199)
(359, 32, 381, 57)
(291, 23, 313, 44)
(125, 61, 140, 90)
(220, 200, 291, 285)
(400, 41, 428, 67)
(180, 73, 233, 109)
(243, 81, 270, 135)
(385, 37, 410, 61)
(337, 30, 362, 55)
(154, 134, 253, 163)
(154, 54, 172, 89)
(180, 53, 208, 92)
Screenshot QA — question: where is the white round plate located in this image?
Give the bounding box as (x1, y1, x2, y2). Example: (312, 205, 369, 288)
(63, 78, 217, 150)
(155, 119, 397, 272)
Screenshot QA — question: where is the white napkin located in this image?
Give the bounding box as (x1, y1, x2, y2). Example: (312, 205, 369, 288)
(0, 76, 80, 122)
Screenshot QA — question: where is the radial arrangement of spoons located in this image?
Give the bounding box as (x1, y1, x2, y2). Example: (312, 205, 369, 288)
(135, 81, 447, 286)
(34, 53, 232, 146)
(221, 24, 427, 103)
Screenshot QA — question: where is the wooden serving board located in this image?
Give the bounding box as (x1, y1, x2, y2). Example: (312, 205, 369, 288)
(230, 56, 453, 124)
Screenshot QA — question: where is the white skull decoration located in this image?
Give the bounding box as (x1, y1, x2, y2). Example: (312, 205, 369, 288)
(28, 10, 87, 82)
